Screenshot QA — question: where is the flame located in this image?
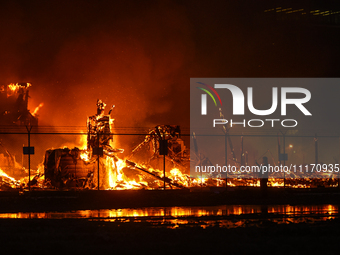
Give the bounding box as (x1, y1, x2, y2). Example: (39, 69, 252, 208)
(6, 83, 31, 97)
(32, 103, 44, 116)
(78, 135, 88, 150)
(170, 168, 189, 185)
(7, 83, 31, 92)
(2, 155, 339, 191)
(106, 157, 147, 190)
(0, 168, 17, 183)
(269, 179, 284, 187)
(80, 150, 90, 162)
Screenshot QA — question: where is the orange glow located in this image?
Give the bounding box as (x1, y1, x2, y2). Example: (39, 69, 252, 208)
(1, 160, 339, 191)
(32, 103, 44, 116)
(0, 168, 17, 183)
(6, 83, 31, 97)
(80, 150, 90, 161)
(0, 205, 337, 229)
(7, 82, 31, 92)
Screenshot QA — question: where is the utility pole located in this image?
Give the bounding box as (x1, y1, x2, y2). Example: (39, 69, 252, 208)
(25, 123, 33, 192)
(159, 136, 168, 190)
(92, 134, 103, 191)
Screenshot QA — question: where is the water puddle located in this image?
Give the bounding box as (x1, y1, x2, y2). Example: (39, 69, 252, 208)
(0, 204, 338, 228)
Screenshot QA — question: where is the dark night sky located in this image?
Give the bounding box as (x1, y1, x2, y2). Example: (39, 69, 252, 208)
(1, 0, 339, 128)
(1, 0, 340, 163)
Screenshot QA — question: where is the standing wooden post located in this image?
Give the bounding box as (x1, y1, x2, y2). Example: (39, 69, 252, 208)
(25, 124, 33, 192)
(159, 139, 168, 190)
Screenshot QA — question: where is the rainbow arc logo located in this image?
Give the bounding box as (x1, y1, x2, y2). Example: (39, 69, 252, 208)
(196, 82, 222, 115)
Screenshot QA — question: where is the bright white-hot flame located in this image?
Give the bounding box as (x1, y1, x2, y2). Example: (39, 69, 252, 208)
(7, 83, 31, 92)
(80, 151, 90, 162)
(0, 168, 17, 183)
(107, 157, 117, 188)
(6, 83, 31, 98)
(191, 177, 209, 186)
(169, 168, 190, 186)
(170, 168, 182, 177)
(78, 135, 88, 150)
(115, 158, 125, 181)
(105, 157, 152, 190)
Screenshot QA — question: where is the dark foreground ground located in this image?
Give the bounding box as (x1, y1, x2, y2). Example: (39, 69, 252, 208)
(1, 188, 340, 254)
(0, 217, 339, 255)
(1, 187, 340, 212)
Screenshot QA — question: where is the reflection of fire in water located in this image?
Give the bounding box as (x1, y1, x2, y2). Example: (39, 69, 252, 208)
(0, 205, 338, 229)
(0, 205, 337, 218)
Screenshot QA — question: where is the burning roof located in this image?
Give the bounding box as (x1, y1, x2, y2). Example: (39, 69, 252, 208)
(0, 83, 38, 126)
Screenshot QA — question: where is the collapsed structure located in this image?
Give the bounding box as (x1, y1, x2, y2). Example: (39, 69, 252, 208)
(130, 125, 190, 175)
(44, 100, 120, 189)
(44, 100, 190, 190)
(0, 83, 39, 190)
(1, 85, 338, 191)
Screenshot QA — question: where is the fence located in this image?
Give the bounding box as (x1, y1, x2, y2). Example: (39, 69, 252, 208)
(1, 125, 340, 190)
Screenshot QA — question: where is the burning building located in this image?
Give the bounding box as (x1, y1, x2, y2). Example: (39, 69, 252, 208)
(130, 125, 190, 175)
(44, 99, 117, 189)
(43, 100, 192, 190)
(0, 83, 38, 126)
(0, 83, 41, 190)
(3, 94, 333, 191)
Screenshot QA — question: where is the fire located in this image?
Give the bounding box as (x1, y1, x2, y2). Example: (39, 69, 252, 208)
(107, 156, 120, 188)
(169, 168, 185, 185)
(0, 168, 17, 183)
(191, 176, 209, 186)
(31, 103, 44, 116)
(78, 135, 88, 150)
(6, 83, 31, 97)
(106, 157, 148, 190)
(1, 157, 339, 191)
(0, 168, 22, 190)
(2, 98, 336, 191)
(80, 151, 90, 162)
(7, 82, 31, 92)
(269, 179, 284, 187)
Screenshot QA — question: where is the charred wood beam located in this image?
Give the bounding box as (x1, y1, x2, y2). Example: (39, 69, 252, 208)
(125, 160, 185, 189)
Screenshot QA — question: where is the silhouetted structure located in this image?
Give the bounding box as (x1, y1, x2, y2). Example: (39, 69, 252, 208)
(0, 83, 38, 126)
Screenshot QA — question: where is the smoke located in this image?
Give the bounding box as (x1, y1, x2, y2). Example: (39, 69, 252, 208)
(1, 0, 340, 167)
(1, 0, 193, 130)
(0, 0, 195, 165)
